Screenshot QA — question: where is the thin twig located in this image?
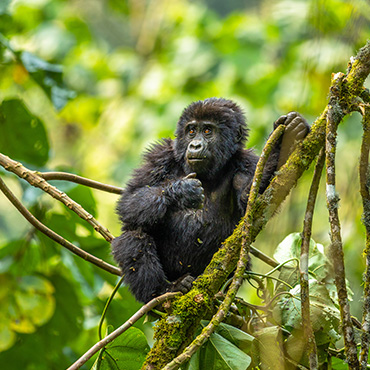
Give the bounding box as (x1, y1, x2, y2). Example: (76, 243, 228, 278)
(359, 104, 370, 370)
(67, 292, 181, 370)
(325, 97, 359, 369)
(300, 149, 325, 370)
(0, 176, 121, 276)
(98, 275, 125, 340)
(40, 172, 123, 194)
(250, 245, 279, 268)
(0, 153, 114, 242)
(161, 125, 286, 370)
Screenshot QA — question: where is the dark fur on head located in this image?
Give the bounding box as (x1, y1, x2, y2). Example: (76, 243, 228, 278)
(174, 98, 248, 167)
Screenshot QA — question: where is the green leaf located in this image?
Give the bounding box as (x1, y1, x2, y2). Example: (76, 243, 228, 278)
(0, 99, 50, 166)
(272, 280, 340, 343)
(203, 333, 251, 370)
(94, 327, 150, 370)
(20, 51, 75, 110)
(273, 233, 329, 290)
(214, 322, 254, 354)
(185, 329, 252, 370)
(330, 356, 348, 369)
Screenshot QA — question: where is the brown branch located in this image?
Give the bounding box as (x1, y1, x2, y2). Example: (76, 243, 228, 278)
(300, 148, 325, 370)
(325, 95, 359, 369)
(0, 176, 121, 276)
(0, 153, 114, 242)
(160, 125, 286, 370)
(359, 104, 370, 370)
(40, 172, 123, 194)
(67, 292, 181, 370)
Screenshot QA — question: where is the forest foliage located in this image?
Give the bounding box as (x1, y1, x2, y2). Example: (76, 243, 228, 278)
(1, 0, 370, 369)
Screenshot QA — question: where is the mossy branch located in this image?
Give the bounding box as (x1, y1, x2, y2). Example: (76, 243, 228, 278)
(141, 40, 370, 369)
(359, 105, 370, 370)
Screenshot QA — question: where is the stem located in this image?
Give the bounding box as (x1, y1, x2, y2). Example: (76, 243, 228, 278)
(98, 275, 125, 340)
(300, 148, 325, 370)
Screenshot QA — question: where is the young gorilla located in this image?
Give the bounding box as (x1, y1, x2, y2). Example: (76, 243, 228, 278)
(112, 98, 309, 303)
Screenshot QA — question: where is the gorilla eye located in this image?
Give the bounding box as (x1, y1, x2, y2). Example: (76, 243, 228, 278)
(204, 128, 212, 135)
(188, 126, 196, 136)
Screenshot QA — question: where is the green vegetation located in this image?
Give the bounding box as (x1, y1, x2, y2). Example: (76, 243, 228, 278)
(0, 0, 370, 369)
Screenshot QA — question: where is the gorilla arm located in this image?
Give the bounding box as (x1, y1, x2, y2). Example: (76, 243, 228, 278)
(113, 142, 203, 302)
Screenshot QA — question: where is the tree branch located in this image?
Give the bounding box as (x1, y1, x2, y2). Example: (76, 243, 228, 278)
(0, 176, 121, 276)
(0, 153, 114, 242)
(325, 77, 359, 369)
(359, 104, 370, 370)
(40, 172, 123, 194)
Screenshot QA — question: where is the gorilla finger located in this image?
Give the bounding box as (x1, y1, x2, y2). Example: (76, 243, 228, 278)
(182, 275, 195, 290)
(285, 112, 300, 125)
(274, 115, 287, 128)
(285, 117, 306, 132)
(184, 173, 197, 180)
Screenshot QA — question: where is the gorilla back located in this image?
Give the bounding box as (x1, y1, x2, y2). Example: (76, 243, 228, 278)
(112, 98, 309, 302)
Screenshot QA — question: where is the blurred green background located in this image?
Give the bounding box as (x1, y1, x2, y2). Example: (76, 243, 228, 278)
(0, 0, 370, 368)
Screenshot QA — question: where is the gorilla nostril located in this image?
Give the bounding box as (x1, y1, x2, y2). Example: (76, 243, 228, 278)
(189, 140, 202, 151)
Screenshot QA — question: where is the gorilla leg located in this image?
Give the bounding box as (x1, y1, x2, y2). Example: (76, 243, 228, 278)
(111, 230, 168, 303)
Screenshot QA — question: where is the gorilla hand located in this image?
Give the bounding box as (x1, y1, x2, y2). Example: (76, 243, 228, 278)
(274, 112, 310, 168)
(166, 173, 204, 209)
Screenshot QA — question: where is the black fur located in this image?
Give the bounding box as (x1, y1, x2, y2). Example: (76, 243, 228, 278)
(112, 98, 309, 302)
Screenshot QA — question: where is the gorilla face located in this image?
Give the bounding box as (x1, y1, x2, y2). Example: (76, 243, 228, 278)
(184, 120, 218, 175)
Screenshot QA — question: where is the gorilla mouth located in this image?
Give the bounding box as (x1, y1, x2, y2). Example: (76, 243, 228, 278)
(187, 157, 207, 164)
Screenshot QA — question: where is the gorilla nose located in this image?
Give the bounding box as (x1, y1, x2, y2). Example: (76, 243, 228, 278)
(189, 140, 203, 152)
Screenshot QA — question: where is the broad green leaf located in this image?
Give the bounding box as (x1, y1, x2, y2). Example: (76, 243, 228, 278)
(20, 51, 75, 110)
(250, 327, 284, 369)
(330, 356, 349, 369)
(93, 327, 149, 370)
(273, 233, 327, 269)
(272, 280, 340, 343)
(203, 333, 251, 370)
(0, 99, 50, 166)
(214, 322, 254, 354)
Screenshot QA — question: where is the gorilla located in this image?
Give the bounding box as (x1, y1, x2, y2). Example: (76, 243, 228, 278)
(112, 98, 309, 303)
